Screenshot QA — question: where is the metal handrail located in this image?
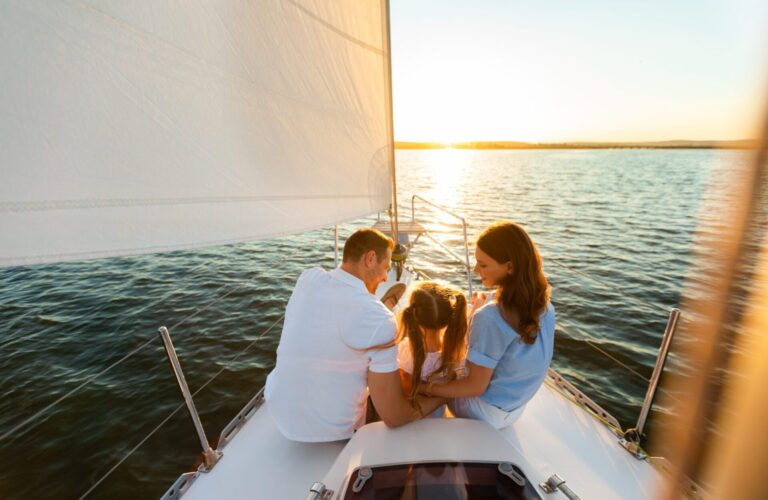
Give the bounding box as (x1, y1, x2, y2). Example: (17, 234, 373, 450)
(422, 232, 471, 271)
(619, 308, 681, 459)
(635, 308, 681, 439)
(159, 327, 221, 471)
(410, 194, 473, 295)
(411, 194, 466, 223)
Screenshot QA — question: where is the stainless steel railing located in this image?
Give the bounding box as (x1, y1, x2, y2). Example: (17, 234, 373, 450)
(636, 308, 681, 439)
(410, 194, 473, 296)
(159, 327, 221, 471)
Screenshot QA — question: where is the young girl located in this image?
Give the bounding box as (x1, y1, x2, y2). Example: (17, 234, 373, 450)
(420, 221, 555, 429)
(395, 282, 468, 414)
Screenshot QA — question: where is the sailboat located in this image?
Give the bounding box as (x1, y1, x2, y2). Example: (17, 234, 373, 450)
(2, 1, 767, 499)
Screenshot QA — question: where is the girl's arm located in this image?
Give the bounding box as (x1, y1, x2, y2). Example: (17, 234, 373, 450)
(420, 362, 493, 398)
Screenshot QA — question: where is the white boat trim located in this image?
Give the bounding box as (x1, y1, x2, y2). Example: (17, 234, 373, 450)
(164, 367, 665, 499)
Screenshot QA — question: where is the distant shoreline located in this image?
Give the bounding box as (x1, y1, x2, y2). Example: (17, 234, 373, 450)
(395, 140, 758, 150)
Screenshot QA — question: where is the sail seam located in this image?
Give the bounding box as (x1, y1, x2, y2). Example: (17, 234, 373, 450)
(0, 206, 385, 265)
(1, 195, 377, 213)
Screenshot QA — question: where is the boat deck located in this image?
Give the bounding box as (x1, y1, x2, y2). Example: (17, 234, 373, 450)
(173, 378, 664, 499)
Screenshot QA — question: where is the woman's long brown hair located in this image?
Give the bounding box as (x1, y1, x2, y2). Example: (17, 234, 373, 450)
(396, 282, 468, 399)
(477, 221, 550, 344)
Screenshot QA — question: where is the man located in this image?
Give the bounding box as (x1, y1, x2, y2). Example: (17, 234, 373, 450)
(264, 228, 444, 442)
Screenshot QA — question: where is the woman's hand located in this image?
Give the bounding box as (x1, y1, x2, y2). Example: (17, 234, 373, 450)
(469, 291, 488, 316)
(471, 291, 487, 309)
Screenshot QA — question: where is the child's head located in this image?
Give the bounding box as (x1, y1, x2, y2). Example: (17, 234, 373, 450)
(398, 281, 468, 398)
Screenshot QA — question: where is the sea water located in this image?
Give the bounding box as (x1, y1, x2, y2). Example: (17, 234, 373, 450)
(0, 148, 749, 498)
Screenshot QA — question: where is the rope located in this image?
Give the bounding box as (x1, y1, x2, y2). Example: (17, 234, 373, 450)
(78, 314, 285, 499)
(546, 256, 662, 312)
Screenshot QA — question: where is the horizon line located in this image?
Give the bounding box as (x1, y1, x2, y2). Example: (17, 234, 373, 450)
(394, 139, 759, 150)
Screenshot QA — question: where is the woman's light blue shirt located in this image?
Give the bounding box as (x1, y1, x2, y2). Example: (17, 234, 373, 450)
(466, 302, 555, 412)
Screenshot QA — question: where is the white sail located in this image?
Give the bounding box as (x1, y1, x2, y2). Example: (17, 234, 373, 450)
(0, 0, 393, 266)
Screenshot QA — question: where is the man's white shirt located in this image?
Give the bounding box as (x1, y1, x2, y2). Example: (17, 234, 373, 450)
(264, 267, 398, 442)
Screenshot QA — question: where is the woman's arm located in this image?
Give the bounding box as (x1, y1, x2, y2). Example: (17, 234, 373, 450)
(420, 362, 493, 399)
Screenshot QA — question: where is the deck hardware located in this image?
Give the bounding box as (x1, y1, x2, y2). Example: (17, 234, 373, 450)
(391, 243, 408, 280)
(635, 308, 681, 439)
(546, 369, 622, 431)
(619, 433, 648, 460)
(306, 481, 334, 500)
(159, 472, 198, 500)
(620, 308, 681, 459)
(159, 326, 221, 471)
(498, 462, 526, 486)
(540, 474, 580, 499)
(216, 388, 265, 450)
(352, 466, 373, 492)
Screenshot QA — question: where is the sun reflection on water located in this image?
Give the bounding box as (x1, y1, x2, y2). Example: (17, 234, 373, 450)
(421, 148, 471, 207)
(414, 148, 475, 238)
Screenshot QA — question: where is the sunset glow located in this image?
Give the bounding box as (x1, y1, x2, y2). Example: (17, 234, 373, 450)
(391, 0, 768, 144)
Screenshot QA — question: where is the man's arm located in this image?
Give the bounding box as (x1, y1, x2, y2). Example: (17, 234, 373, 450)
(368, 370, 446, 427)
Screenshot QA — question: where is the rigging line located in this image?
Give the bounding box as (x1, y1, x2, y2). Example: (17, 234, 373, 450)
(0, 258, 216, 352)
(1, 238, 303, 444)
(584, 339, 650, 383)
(0, 335, 159, 444)
(163, 238, 313, 333)
(77, 400, 186, 500)
(557, 324, 651, 383)
(166, 284, 244, 333)
(78, 314, 285, 499)
(0, 268, 246, 441)
(546, 256, 662, 312)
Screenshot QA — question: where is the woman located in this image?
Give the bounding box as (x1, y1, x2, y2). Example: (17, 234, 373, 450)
(420, 221, 555, 429)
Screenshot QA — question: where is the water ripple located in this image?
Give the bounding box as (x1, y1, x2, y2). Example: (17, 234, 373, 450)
(0, 149, 750, 498)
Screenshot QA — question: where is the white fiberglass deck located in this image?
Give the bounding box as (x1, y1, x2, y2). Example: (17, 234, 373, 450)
(178, 379, 665, 499)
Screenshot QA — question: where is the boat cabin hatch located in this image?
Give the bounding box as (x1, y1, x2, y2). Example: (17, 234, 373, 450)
(341, 462, 541, 500)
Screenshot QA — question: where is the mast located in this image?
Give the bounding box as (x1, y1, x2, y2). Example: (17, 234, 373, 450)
(383, 0, 400, 242)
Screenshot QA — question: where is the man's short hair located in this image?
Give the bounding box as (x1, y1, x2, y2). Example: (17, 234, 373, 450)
(343, 228, 394, 262)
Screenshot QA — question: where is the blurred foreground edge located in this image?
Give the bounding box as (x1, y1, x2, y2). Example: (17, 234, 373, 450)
(657, 95, 768, 497)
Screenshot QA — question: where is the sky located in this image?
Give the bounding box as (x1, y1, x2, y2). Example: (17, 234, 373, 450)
(389, 0, 768, 143)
